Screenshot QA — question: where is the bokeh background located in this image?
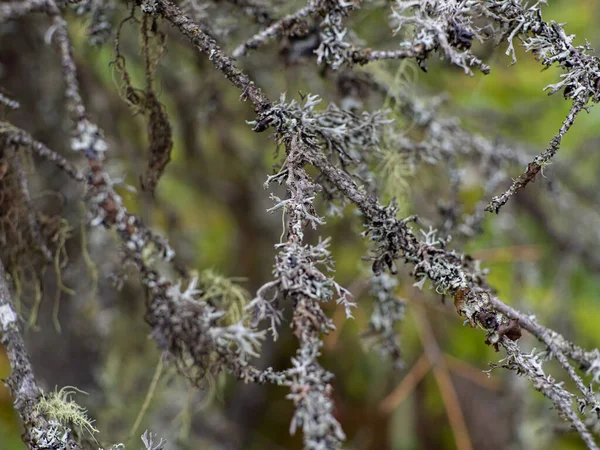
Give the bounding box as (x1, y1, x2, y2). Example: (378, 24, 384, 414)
(1, 1, 600, 449)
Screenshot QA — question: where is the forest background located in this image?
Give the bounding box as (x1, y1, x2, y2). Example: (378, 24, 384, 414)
(1, 1, 600, 449)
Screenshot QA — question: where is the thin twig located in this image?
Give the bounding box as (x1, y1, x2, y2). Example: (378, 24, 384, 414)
(413, 303, 473, 450)
(445, 354, 502, 392)
(156, 0, 270, 112)
(127, 356, 165, 444)
(378, 353, 431, 415)
(232, 3, 314, 58)
(486, 101, 585, 213)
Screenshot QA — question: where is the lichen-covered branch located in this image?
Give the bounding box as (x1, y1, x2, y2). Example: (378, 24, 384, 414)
(249, 132, 351, 449)
(486, 101, 585, 213)
(479, 0, 600, 211)
(123, 3, 600, 447)
(4, 1, 600, 449)
(0, 0, 48, 24)
(490, 298, 600, 385)
(495, 340, 599, 450)
(389, 0, 490, 74)
(232, 3, 314, 57)
(362, 273, 406, 369)
(1, 124, 286, 388)
(288, 113, 599, 445)
(0, 259, 85, 449)
(153, 0, 271, 112)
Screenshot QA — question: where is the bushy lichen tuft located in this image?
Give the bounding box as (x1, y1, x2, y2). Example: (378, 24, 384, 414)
(36, 387, 99, 437)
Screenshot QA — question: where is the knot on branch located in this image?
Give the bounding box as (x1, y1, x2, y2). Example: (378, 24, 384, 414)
(453, 288, 522, 351)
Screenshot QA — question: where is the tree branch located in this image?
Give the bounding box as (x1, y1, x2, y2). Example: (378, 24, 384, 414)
(0, 259, 84, 450)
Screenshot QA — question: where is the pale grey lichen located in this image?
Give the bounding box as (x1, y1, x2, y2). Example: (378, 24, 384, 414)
(71, 119, 108, 159)
(315, 0, 356, 69)
(0, 303, 17, 330)
(73, 0, 116, 46)
(287, 337, 346, 450)
(4, 2, 600, 449)
(141, 0, 158, 14)
(148, 273, 267, 383)
(390, 0, 490, 74)
(30, 420, 70, 449)
(482, 0, 600, 104)
(363, 273, 406, 369)
(246, 132, 352, 449)
(141, 430, 166, 450)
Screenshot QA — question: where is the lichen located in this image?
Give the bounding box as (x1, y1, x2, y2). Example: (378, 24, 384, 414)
(36, 387, 99, 437)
